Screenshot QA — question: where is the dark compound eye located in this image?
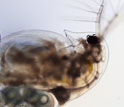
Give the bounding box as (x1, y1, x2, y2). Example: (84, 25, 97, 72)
(62, 55, 69, 60)
(87, 34, 100, 45)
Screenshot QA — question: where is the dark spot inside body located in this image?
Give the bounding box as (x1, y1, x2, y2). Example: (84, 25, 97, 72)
(67, 63, 81, 79)
(41, 53, 61, 65)
(62, 55, 69, 60)
(51, 55, 60, 65)
(50, 86, 70, 105)
(67, 57, 83, 79)
(87, 34, 100, 45)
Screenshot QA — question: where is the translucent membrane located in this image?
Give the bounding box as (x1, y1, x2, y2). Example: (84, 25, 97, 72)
(0, 30, 109, 106)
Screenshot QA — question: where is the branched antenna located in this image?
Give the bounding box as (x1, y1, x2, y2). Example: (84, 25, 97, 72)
(70, 5, 98, 14)
(65, 0, 103, 24)
(102, 13, 118, 36)
(101, 0, 122, 37)
(96, 0, 104, 37)
(64, 29, 95, 34)
(66, 19, 97, 23)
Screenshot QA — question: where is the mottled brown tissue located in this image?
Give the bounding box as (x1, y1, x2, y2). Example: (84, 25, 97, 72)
(0, 36, 103, 105)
